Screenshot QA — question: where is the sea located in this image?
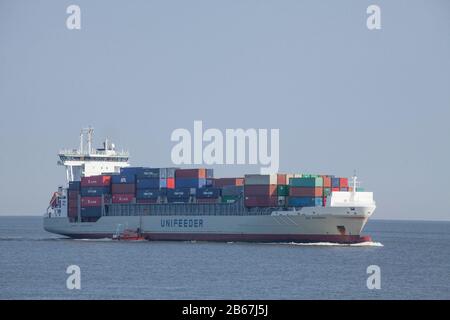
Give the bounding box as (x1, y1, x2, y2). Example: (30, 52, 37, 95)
(0, 216, 448, 300)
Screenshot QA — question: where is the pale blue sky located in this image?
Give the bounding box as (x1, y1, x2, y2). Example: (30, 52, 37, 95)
(0, 0, 449, 220)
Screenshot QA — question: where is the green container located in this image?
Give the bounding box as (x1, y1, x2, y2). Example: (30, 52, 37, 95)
(221, 195, 238, 203)
(277, 185, 289, 196)
(323, 187, 331, 196)
(289, 177, 323, 187)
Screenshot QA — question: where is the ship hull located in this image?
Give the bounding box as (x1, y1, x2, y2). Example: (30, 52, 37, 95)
(43, 205, 374, 244)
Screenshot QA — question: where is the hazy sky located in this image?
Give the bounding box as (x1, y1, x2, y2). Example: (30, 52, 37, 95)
(0, 0, 449, 220)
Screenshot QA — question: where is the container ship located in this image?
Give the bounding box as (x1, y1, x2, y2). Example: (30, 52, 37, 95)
(43, 128, 376, 243)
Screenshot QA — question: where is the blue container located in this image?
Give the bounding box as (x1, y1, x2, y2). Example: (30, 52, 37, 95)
(136, 178, 162, 189)
(80, 206, 102, 218)
(112, 173, 136, 184)
(288, 197, 322, 207)
(136, 168, 162, 179)
(196, 188, 220, 199)
(120, 167, 143, 175)
(167, 188, 191, 199)
(175, 178, 207, 188)
(205, 179, 214, 187)
(136, 189, 161, 199)
(331, 178, 340, 188)
(80, 187, 110, 197)
(206, 169, 214, 179)
(69, 181, 81, 190)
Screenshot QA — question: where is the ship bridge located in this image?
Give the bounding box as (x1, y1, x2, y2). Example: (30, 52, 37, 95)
(58, 127, 130, 182)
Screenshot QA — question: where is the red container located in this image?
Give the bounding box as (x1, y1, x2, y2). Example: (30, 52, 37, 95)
(68, 190, 79, 200)
(339, 178, 348, 188)
(68, 200, 78, 209)
(244, 185, 277, 196)
(277, 174, 287, 185)
(332, 187, 340, 192)
(68, 206, 78, 217)
(244, 196, 278, 207)
(289, 187, 323, 197)
(166, 177, 175, 189)
(81, 175, 111, 187)
(112, 183, 135, 194)
(322, 176, 331, 188)
(81, 196, 102, 207)
(197, 198, 218, 204)
(136, 199, 157, 204)
(112, 194, 134, 203)
(175, 169, 206, 178)
(213, 178, 244, 188)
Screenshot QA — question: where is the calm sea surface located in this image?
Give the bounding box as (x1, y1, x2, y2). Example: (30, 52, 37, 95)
(0, 216, 448, 299)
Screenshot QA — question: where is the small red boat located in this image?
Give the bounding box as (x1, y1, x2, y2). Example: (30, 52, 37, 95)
(112, 228, 145, 241)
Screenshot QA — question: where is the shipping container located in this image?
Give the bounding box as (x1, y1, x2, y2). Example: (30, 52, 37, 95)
(340, 178, 349, 188)
(80, 186, 110, 197)
(288, 197, 322, 207)
(166, 177, 175, 189)
(221, 195, 239, 203)
(331, 177, 340, 188)
(276, 174, 287, 185)
(340, 187, 348, 191)
(112, 194, 134, 204)
(167, 188, 191, 199)
(68, 199, 78, 209)
(196, 188, 220, 199)
(68, 206, 78, 217)
(276, 185, 289, 196)
(197, 198, 218, 204)
(111, 173, 135, 184)
(244, 195, 278, 207)
(221, 185, 244, 196)
(68, 181, 81, 190)
(175, 168, 206, 178)
(289, 177, 323, 187)
(81, 196, 102, 207)
(205, 179, 214, 187)
(244, 185, 277, 196)
(136, 168, 162, 179)
(322, 176, 331, 188)
(244, 174, 277, 185)
(136, 178, 160, 189)
(80, 206, 102, 218)
(323, 187, 332, 197)
(111, 183, 135, 194)
(175, 178, 207, 189)
(332, 187, 340, 192)
(206, 169, 214, 179)
(289, 187, 323, 197)
(136, 189, 161, 199)
(81, 175, 111, 187)
(213, 178, 244, 188)
(68, 190, 79, 200)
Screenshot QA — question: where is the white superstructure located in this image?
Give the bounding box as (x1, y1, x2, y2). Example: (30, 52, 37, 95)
(58, 127, 130, 181)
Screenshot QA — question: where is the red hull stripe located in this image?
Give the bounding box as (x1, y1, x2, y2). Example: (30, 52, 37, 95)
(62, 232, 372, 244)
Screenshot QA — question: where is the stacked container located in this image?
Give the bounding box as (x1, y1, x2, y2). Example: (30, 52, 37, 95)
(111, 173, 135, 204)
(67, 181, 80, 220)
(244, 174, 279, 207)
(167, 188, 191, 203)
(196, 187, 220, 204)
(288, 177, 323, 207)
(175, 168, 208, 189)
(80, 175, 111, 218)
